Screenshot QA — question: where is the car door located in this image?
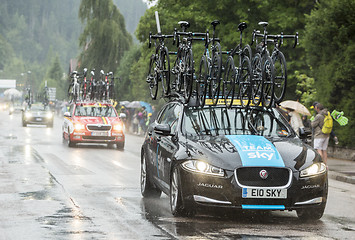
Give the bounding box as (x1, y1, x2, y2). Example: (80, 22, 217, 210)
(155, 103, 182, 189)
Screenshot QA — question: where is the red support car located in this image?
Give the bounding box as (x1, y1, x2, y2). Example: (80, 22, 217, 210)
(62, 101, 125, 149)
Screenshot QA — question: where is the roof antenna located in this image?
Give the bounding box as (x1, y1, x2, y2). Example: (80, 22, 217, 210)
(155, 11, 161, 34)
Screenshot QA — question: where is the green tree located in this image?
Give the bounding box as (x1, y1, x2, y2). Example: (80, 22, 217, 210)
(78, 0, 132, 72)
(115, 45, 142, 101)
(43, 55, 66, 100)
(304, 0, 355, 146)
(135, 0, 315, 100)
(294, 71, 316, 107)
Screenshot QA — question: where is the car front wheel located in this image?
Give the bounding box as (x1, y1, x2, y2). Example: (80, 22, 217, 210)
(170, 166, 194, 217)
(67, 129, 76, 147)
(116, 141, 125, 150)
(140, 152, 161, 198)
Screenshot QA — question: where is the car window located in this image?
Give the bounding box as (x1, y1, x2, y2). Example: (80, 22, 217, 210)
(74, 105, 117, 117)
(158, 103, 182, 133)
(184, 107, 291, 138)
(29, 104, 48, 111)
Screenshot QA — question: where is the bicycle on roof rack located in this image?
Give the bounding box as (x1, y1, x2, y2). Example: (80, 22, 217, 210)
(222, 22, 252, 109)
(81, 68, 88, 100)
(42, 85, 49, 106)
(269, 31, 298, 103)
(107, 71, 117, 101)
(196, 20, 223, 107)
(147, 31, 174, 100)
(172, 21, 207, 103)
(68, 71, 81, 103)
(251, 21, 298, 107)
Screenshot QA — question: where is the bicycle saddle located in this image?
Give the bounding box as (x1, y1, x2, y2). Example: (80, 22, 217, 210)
(258, 21, 268, 28)
(238, 22, 247, 32)
(178, 21, 190, 30)
(211, 20, 220, 27)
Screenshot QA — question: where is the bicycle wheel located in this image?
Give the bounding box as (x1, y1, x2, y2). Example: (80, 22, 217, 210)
(171, 52, 183, 94)
(251, 53, 263, 106)
(210, 42, 222, 105)
(243, 44, 252, 63)
(147, 54, 159, 100)
(239, 56, 252, 107)
(161, 47, 171, 96)
(196, 55, 208, 107)
(183, 49, 194, 102)
(272, 51, 287, 103)
(262, 55, 275, 108)
(222, 56, 236, 108)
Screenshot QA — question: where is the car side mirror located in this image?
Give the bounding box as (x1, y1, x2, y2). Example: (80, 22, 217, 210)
(154, 123, 172, 136)
(64, 112, 71, 117)
(119, 113, 126, 119)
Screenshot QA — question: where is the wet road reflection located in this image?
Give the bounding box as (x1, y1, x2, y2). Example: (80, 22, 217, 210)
(1, 111, 355, 239)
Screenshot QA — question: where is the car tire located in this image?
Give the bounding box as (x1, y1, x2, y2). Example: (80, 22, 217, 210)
(170, 166, 195, 217)
(141, 152, 161, 198)
(296, 203, 326, 220)
(116, 141, 125, 150)
(22, 121, 27, 127)
(67, 129, 76, 147)
(48, 122, 53, 128)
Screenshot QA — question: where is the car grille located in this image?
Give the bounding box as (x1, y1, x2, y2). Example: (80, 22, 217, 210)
(235, 167, 291, 188)
(82, 136, 115, 141)
(87, 124, 111, 131)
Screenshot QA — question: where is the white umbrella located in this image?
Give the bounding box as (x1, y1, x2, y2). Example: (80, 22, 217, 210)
(4, 88, 22, 99)
(280, 100, 311, 116)
(126, 101, 142, 108)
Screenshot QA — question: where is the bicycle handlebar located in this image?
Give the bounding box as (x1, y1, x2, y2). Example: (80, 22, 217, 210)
(173, 30, 209, 46)
(251, 29, 299, 48)
(148, 32, 175, 48)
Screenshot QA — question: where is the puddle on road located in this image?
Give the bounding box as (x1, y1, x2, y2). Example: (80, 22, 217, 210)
(20, 190, 53, 201)
(1, 145, 45, 164)
(37, 206, 105, 238)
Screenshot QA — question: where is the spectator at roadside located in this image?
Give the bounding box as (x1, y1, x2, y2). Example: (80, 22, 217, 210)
(132, 110, 139, 134)
(287, 108, 304, 136)
(311, 103, 330, 164)
(149, 105, 157, 125)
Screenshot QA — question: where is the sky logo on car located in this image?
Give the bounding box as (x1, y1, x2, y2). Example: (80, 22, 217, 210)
(226, 135, 284, 167)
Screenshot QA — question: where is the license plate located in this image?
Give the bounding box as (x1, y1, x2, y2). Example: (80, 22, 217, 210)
(36, 117, 42, 121)
(242, 188, 287, 199)
(91, 131, 109, 136)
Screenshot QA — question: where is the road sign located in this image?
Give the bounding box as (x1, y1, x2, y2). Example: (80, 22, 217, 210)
(48, 87, 56, 101)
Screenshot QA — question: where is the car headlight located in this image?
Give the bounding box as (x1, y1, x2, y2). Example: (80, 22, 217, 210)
(46, 112, 53, 119)
(25, 112, 32, 118)
(74, 123, 85, 131)
(300, 162, 327, 178)
(113, 123, 123, 131)
(181, 160, 224, 177)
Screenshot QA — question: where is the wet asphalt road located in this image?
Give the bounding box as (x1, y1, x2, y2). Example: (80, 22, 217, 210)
(0, 110, 355, 240)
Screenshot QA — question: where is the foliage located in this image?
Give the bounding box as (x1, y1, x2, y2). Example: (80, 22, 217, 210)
(115, 45, 142, 101)
(294, 71, 316, 108)
(135, 0, 314, 100)
(78, 0, 133, 72)
(304, 0, 355, 146)
(40, 56, 66, 100)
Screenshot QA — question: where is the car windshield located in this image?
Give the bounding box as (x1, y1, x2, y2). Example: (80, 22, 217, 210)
(74, 105, 117, 117)
(29, 104, 49, 111)
(183, 106, 292, 138)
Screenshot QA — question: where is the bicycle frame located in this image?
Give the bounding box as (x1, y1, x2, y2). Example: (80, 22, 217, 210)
(173, 21, 207, 102)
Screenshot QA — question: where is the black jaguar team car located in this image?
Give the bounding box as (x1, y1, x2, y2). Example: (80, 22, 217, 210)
(140, 98, 328, 219)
